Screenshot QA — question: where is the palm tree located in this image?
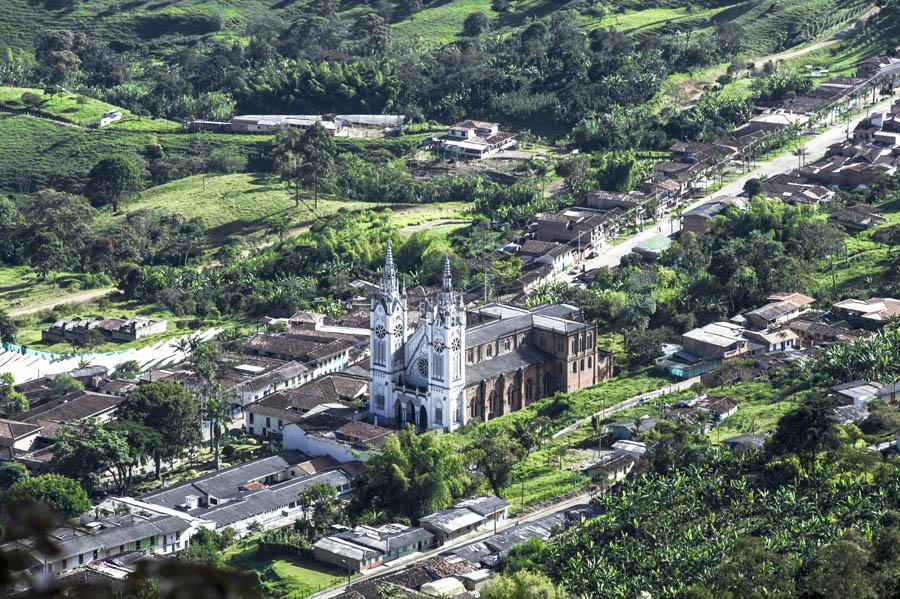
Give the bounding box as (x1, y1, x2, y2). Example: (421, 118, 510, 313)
(792, 145, 808, 169)
(511, 418, 538, 454)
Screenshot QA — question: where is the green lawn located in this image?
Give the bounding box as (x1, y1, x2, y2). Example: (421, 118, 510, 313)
(0, 266, 105, 313)
(0, 86, 179, 131)
(392, 0, 496, 46)
(223, 538, 351, 598)
(581, 4, 732, 33)
(11, 294, 241, 353)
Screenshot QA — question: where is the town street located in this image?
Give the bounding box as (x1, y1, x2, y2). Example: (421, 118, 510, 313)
(307, 493, 592, 599)
(552, 93, 898, 282)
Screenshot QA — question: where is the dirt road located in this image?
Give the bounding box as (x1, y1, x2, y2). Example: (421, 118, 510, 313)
(7, 288, 119, 317)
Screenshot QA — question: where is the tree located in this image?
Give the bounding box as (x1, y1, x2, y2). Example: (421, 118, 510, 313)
(0, 373, 28, 417)
(704, 536, 797, 598)
(297, 122, 335, 210)
(0, 461, 29, 500)
(118, 381, 199, 475)
(0, 311, 16, 344)
(511, 418, 539, 454)
(51, 418, 134, 494)
(463, 12, 489, 36)
(48, 374, 83, 398)
(353, 427, 469, 521)
(766, 394, 842, 474)
(480, 570, 569, 599)
(296, 482, 338, 542)
(743, 178, 764, 197)
(644, 420, 709, 475)
(468, 433, 522, 496)
(491, 0, 511, 14)
(6, 474, 91, 519)
(114, 360, 141, 379)
(87, 156, 142, 212)
(28, 231, 67, 279)
(803, 536, 877, 599)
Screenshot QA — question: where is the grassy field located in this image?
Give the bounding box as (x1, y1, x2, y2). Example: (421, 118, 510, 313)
(0, 266, 107, 314)
(10, 293, 238, 353)
(581, 4, 730, 33)
(392, 0, 496, 45)
(0, 86, 179, 131)
(113, 173, 476, 247)
(223, 538, 351, 598)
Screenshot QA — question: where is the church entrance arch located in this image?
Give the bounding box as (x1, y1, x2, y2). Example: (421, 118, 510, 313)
(419, 406, 428, 431)
(406, 401, 416, 427)
(394, 400, 403, 426)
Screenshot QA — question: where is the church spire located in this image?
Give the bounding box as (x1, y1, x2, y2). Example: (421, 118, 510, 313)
(382, 241, 398, 292)
(441, 255, 452, 292)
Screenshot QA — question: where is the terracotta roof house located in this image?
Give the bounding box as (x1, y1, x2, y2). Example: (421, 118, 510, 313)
(438, 121, 516, 159)
(832, 297, 900, 328)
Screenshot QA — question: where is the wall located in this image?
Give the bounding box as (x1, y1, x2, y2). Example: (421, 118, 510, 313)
(282, 424, 375, 462)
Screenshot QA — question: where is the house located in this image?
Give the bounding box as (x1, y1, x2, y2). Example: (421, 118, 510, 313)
(830, 381, 883, 406)
(313, 524, 434, 572)
(671, 395, 738, 430)
(282, 414, 393, 462)
(19, 498, 212, 577)
(877, 382, 900, 403)
(734, 111, 809, 135)
(856, 55, 900, 80)
(419, 496, 509, 545)
(832, 297, 900, 328)
(722, 434, 766, 452)
(743, 293, 815, 330)
(610, 416, 657, 441)
(438, 120, 516, 159)
(534, 207, 622, 247)
(244, 372, 367, 437)
(585, 190, 648, 212)
(681, 196, 745, 235)
(583, 454, 637, 485)
(518, 239, 575, 272)
(611, 440, 646, 458)
(42, 317, 166, 344)
(829, 205, 887, 231)
(330, 555, 481, 599)
(786, 312, 870, 347)
(139, 450, 353, 535)
(0, 419, 43, 452)
(682, 322, 756, 360)
(243, 327, 365, 378)
(742, 327, 800, 353)
(833, 404, 870, 425)
(16, 391, 124, 441)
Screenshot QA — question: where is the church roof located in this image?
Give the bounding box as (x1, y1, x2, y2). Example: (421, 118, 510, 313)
(466, 311, 589, 348)
(466, 345, 550, 385)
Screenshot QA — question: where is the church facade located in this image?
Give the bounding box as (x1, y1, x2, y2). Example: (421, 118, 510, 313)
(369, 246, 613, 432)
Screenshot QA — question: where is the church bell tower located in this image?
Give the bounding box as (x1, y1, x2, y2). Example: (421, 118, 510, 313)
(369, 242, 407, 423)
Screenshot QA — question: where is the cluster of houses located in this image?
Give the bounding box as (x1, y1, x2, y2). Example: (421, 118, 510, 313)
(658, 292, 900, 380)
(42, 316, 167, 344)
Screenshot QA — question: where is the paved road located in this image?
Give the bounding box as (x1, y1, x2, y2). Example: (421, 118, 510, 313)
(551, 93, 897, 282)
(307, 493, 592, 599)
(7, 287, 119, 317)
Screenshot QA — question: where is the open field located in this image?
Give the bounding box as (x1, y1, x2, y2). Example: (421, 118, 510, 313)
(0, 86, 179, 131)
(223, 538, 352, 598)
(0, 266, 108, 314)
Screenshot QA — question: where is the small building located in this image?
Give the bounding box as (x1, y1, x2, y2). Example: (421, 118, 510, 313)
(833, 404, 870, 425)
(682, 322, 756, 361)
(585, 190, 648, 212)
(830, 381, 883, 406)
(438, 120, 516, 159)
(611, 440, 646, 458)
(829, 204, 887, 231)
(722, 434, 766, 452)
(42, 317, 166, 344)
(743, 292, 815, 330)
(832, 297, 900, 329)
(742, 327, 800, 353)
(419, 496, 509, 545)
(313, 524, 434, 572)
(681, 196, 745, 235)
(584, 454, 637, 485)
(735, 111, 809, 135)
(282, 415, 393, 463)
(877, 382, 900, 403)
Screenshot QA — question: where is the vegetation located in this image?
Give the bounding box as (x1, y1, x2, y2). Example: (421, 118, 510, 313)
(5, 473, 92, 519)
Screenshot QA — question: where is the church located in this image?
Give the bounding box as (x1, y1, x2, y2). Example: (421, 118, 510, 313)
(369, 245, 613, 432)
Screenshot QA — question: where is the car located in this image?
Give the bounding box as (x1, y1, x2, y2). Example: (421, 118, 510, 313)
(568, 268, 579, 275)
(587, 251, 598, 259)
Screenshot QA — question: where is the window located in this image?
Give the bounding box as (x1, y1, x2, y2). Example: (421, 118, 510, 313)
(540, 335, 546, 348)
(572, 362, 577, 373)
(587, 333, 593, 347)
(588, 356, 593, 369)
(266, 417, 271, 428)
(557, 338, 563, 351)
(434, 353, 444, 380)
(503, 338, 511, 351)
(580, 358, 585, 370)
(526, 379, 534, 400)
(79, 554, 84, 565)
(572, 338, 578, 353)
(581, 335, 586, 352)
(248, 412, 254, 424)
(375, 393, 385, 409)
(278, 419, 283, 429)
(434, 406, 443, 423)
(486, 345, 493, 358)
(543, 373, 552, 394)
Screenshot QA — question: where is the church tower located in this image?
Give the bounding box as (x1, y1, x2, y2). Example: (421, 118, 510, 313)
(369, 242, 407, 424)
(424, 257, 467, 431)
